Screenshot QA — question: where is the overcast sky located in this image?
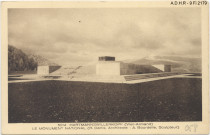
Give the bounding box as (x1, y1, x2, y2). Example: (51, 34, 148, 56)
(8, 8, 201, 66)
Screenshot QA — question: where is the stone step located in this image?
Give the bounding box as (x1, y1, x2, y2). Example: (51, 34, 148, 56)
(124, 73, 180, 81)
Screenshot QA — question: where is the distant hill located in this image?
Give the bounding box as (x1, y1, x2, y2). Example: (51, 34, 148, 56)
(8, 45, 59, 73)
(28, 54, 58, 66)
(123, 55, 201, 73)
(8, 45, 37, 72)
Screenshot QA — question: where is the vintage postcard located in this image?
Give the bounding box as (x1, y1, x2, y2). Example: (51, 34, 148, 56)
(1, 1, 209, 134)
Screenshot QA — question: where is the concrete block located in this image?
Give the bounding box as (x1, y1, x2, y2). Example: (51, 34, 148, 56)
(37, 66, 61, 75)
(96, 61, 120, 75)
(37, 66, 49, 75)
(164, 65, 171, 72)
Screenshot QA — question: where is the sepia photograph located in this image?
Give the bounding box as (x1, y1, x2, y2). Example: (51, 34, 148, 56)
(1, 1, 209, 134)
(8, 7, 202, 123)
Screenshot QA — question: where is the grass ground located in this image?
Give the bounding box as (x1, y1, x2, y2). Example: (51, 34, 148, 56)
(8, 78, 201, 123)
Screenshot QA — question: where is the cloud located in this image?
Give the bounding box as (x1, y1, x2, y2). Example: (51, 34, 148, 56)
(8, 8, 201, 65)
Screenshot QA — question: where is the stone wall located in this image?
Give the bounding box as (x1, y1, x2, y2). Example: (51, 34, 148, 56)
(96, 61, 120, 75)
(120, 63, 163, 75)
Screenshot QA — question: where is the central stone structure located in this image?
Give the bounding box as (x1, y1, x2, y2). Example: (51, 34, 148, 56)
(96, 56, 120, 76)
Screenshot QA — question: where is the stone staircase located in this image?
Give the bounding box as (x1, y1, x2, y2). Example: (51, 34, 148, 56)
(124, 72, 181, 81)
